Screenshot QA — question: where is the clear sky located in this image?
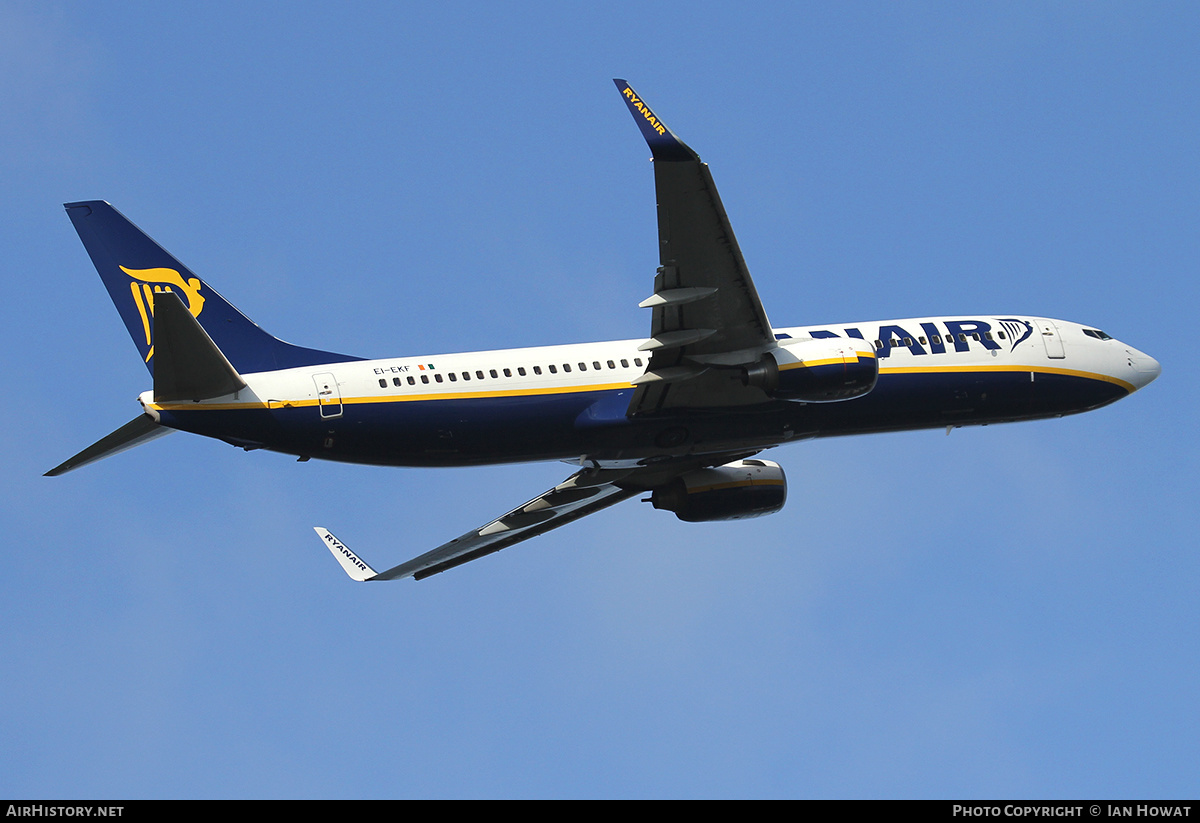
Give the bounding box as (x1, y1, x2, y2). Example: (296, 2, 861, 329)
(2, 1, 1197, 799)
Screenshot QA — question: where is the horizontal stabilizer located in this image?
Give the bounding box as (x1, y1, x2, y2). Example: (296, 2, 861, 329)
(152, 290, 247, 402)
(45, 413, 172, 476)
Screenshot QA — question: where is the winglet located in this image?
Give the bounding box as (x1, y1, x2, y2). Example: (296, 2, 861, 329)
(613, 79, 698, 162)
(314, 527, 379, 581)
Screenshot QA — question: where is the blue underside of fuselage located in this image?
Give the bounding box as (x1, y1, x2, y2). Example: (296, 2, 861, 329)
(157, 369, 1128, 468)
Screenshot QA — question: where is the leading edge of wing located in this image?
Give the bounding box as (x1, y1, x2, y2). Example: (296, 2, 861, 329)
(314, 469, 639, 582)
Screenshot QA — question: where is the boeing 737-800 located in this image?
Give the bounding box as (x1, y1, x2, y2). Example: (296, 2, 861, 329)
(47, 80, 1160, 582)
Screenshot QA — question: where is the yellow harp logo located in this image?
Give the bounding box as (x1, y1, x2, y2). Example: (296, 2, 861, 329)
(121, 266, 206, 362)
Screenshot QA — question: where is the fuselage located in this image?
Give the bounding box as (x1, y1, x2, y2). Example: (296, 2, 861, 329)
(144, 314, 1160, 469)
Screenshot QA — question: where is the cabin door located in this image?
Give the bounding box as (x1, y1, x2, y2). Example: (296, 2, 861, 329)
(1036, 320, 1065, 359)
(313, 373, 343, 418)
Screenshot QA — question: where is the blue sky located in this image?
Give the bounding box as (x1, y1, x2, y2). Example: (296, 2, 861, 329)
(2, 1, 1197, 799)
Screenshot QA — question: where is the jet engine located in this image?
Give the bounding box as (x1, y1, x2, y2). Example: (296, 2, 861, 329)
(650, 459, 786, 522)
(743, 337, 878, 402)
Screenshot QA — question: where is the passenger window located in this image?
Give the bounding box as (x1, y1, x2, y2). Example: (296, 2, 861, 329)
(607, 360, 615, 369)
(903, 337, 912, 346)
(932, 335, 941, 345)
(593, 361, 601, 370)
(503, 368, 512, 377)
(634, 358, 642, 367)
(462, 372, 471, 381)
(489, 369, 498, 378)
(476, 370, 485, 380)
(549, 364, 557, 374)
(407, 376, 415, 385)
(563, 364, 572, 372)
(448, 373, 457, 382)
(421, 375, 429, 384)
(533, 366, 542, 375)
(578, 363, 587, 371)
(393, 377, 402, 387)
(621, 359, 629, 368)
(435, 373, 443, 383)
(378, 379, 387, 388)
(518, 367, 526, 376)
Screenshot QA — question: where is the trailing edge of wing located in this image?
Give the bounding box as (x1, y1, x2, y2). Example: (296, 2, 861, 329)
(315, 470, 639, 581)
(45, 413, 172, 476)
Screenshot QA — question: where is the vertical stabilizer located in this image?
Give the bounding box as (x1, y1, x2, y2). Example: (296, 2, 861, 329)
(65, 201, 362, 375)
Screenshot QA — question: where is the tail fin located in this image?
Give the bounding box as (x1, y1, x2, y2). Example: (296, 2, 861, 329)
(65, 201, 362, 375)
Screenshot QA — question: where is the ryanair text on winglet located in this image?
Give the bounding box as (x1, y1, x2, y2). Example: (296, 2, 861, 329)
(322, 531, 370, 574)
(621, 86, 667, 136)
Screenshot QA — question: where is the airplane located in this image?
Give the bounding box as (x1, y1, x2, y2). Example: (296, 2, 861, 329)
(48, 79, 1161, 582)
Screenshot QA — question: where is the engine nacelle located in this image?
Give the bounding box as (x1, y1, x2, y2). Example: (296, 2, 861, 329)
(743, 337, 878, 402)
(651, 459, 787, 522)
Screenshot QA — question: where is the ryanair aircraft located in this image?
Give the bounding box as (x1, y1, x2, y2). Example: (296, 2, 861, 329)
(49, 80, 1160, 582)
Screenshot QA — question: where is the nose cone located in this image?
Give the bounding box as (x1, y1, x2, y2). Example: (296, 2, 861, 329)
(1124, 346, 1161, 391)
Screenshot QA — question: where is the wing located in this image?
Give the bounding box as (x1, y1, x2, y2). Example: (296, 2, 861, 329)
(315, 467, 638, 581)
(614, 80, 777, 415)
(314, 83, 781, 583)
(315, 451, 760, 582)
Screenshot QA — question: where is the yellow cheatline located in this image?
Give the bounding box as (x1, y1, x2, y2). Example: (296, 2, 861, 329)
(148, 380, 637, 412)
(879, 363, 1135, 393)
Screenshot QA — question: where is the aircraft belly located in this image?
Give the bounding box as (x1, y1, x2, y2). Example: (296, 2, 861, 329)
(156, 365, 1128, 467)
(221, 390, 640, 467)
(800, 368, 1127, 437)
(157, 406, 281, 447)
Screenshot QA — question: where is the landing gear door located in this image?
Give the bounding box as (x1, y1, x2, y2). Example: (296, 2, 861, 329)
(1037, 320, 1065, 359)
(313, 373, 343, 418)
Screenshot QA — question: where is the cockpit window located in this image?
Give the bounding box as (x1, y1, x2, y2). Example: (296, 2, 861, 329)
(1083, 328, 1113, 340)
